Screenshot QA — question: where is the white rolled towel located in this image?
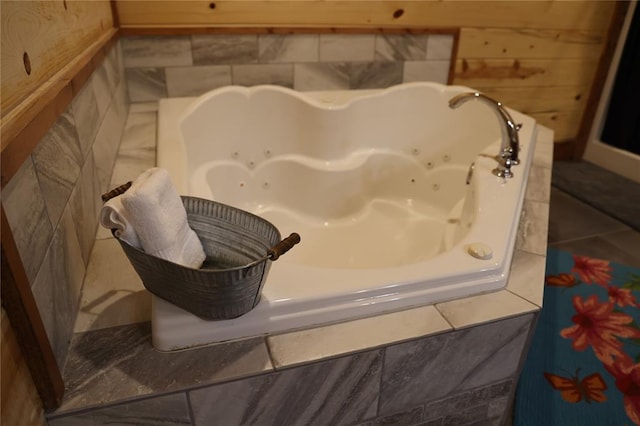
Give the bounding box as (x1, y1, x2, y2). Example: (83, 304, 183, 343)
(100, 195, 141, 248)
(100, 168, 206, 269)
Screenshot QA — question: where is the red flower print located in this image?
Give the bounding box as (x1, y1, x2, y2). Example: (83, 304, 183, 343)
(572, 255, 612, 287)
(546, 273, 578, 288)
(560, 295, 640, 365)
(608, 286, 638, 308)
(605, 356, 640, 425)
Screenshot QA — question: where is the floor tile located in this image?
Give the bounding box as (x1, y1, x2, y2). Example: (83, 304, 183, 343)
(547, 188, 629, 244)
(74, 238, 148, 333)
(552, 160, 640, 231)
(49, 393, 191, 425)
(550, 232, 640, 268)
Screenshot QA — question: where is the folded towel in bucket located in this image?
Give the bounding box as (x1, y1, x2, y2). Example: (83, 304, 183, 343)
(100, 196, 141, 248)
(100, 168, 206, 269)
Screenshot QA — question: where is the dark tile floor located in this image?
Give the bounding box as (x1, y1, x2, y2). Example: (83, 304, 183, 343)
(548, 184, 640, 268)
(552, 161, 640, 231)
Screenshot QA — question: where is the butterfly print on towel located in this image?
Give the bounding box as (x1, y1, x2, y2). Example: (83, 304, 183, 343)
(544, 369, 608, 404)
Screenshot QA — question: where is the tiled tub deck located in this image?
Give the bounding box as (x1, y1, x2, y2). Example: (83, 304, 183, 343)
(47, 103, 552, 426)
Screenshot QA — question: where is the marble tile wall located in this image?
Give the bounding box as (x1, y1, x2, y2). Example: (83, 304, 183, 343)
(60, 322, 271, 411)
(0, 41, 129, 370)
(188, 349, 382, 425)
(121, 33, 455, 101)
(48, 313, 533, 425)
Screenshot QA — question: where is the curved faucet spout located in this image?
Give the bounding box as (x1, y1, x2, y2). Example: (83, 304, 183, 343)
(448, 92, 521, 172)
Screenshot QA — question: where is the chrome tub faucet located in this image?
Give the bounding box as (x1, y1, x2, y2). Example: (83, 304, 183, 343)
(448, 92, 521, 178)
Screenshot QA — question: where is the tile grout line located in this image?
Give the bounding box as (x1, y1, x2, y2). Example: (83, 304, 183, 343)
(548, 228, 634, 246)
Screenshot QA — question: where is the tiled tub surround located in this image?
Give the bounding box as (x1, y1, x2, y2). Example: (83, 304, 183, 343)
(0, 41, 129, 371)
(47, 99, 552, 424)
(122, 33, 455, 101)
(153, 83, 539, 349)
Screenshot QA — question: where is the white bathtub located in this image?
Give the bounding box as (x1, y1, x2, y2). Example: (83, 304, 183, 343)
(154, 82, 537, 351)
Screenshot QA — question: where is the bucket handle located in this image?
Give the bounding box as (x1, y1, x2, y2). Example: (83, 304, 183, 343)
(268, 233, 301, 260)
(102, 181, 132, 202)
(244, 233, 301, 269)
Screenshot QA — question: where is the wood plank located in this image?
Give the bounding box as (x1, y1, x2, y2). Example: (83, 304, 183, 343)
(115, 1, 615, 31)
(469, 86, 589, 115)
(1, 309, 45, 426)
(456, 86, 589, 141)
(1, 207, 64, 410)
(1, 83, 73, 189)
(120, 26, 459, 36)
(452, 58, 599, 88)
(554, 140, 575, 160)
(453, 86, 587, 141)
(458, 28, 605, 60)
(449, 86, 585, 141)
(528, 108, 584, 142)
(1, 29, 119, 188)
(1, 0, 113, 116)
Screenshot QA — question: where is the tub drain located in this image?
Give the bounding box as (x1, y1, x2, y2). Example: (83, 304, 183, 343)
(467, 243, 493, 260)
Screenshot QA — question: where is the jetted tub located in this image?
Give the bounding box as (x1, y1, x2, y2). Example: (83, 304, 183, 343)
(154, 82, 537, 351)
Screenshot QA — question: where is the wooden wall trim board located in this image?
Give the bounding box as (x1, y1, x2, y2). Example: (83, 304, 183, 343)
(115, 1, 614, 31)
(1, 1, 114, 116)
(0, 28, 119, 188)
(110, 0, 121, 28)
(1, 207, 65, 411)
(120, 26, 459, 36)
(1, 308, 46, 426)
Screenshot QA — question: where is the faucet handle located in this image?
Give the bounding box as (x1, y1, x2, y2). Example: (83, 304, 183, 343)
(492, 156, 514, 179)
(516, 123, 523, 131)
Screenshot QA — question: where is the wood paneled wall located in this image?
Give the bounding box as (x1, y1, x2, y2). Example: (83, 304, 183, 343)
(115, 0, 616, 143)
(1, 1, 113, 117)
(1, 1, 117, 183)
(115, 1, 613, 30)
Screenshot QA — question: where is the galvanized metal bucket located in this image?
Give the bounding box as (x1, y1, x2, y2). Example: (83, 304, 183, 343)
(103, 183, 300, 320)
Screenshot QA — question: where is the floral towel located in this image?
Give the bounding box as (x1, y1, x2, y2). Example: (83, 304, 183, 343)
(514, 249, 640, 426)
